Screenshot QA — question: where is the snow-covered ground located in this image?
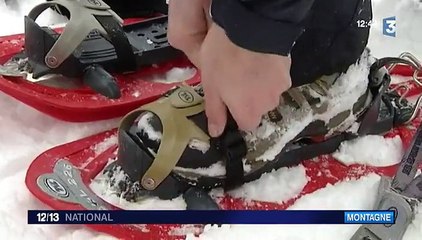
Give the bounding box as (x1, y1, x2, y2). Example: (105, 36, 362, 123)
(0, 0, 421, 240)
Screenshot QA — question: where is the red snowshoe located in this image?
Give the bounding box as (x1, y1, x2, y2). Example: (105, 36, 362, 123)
(0, 0, 200, 122)
(25, 52, 422, 239)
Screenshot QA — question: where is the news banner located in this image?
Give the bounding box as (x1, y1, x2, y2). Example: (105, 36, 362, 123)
(28, 210, 396, 225)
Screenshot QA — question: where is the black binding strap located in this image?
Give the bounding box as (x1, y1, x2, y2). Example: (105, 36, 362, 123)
(279, 133, 357, 168)
(94, 15, 137, 72)
(358, 59, 395, 135)
(212, 114, 247, 191)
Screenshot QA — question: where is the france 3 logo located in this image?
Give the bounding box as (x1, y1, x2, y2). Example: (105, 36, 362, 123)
(383, 16, 396, 37)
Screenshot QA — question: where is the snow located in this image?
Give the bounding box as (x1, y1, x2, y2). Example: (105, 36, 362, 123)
(228, 165, 308, 203)
(136, 112, 162, 141)
(168, 225, 202, 237)
(333, 135, 404, 167)
(248, 119, 278, 140)
(149, 67, 197, 84)
(174, 162, 226, 178)
(131, 90, 141, 98)
(0, 92, 118, 239)
(0, 0, 66, 36)
(188, 138, 210, 153)
(92, 135, 118, 156)
(0, 1, 421, 240)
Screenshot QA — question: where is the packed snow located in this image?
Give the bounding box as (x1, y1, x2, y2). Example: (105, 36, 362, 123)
(227, 165, 308, 203)
(0, 1, 421, 240)
(333, 135, 404, 167)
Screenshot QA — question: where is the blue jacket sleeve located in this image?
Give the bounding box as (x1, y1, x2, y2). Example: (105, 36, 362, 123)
(210, 0, 315, 56)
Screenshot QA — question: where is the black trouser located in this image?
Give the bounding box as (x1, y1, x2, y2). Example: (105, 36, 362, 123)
(290, 0, 372, 87)
(105, 0, 168, 17)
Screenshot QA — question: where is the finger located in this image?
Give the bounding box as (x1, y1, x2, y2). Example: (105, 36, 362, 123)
(167, 0, 208, 66)
(203, 85, 227, 137)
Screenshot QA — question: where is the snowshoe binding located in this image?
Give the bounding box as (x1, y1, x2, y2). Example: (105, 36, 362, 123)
(0, 0, 199, 122)
(7, 0, 179, 99)
(102, 51, 418, 203)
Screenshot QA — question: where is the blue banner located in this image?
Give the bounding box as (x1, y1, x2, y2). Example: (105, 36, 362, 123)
(344, 211, 395, 224)
(28, 210, 395, 225)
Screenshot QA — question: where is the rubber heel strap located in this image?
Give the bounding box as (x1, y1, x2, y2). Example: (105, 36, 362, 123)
(27, 0, 136, 72)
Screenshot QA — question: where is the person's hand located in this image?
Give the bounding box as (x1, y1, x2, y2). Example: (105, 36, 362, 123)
(200, 24, 292, 137)
(168, 1, 292, 137)
(167, 0, 211, 67)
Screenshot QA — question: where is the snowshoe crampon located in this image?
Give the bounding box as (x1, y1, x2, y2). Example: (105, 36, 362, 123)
(0, 0, 200, 122)
(25, 52, 422, 239)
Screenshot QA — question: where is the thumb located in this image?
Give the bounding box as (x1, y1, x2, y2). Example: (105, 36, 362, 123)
(204, 88, 227, 137)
